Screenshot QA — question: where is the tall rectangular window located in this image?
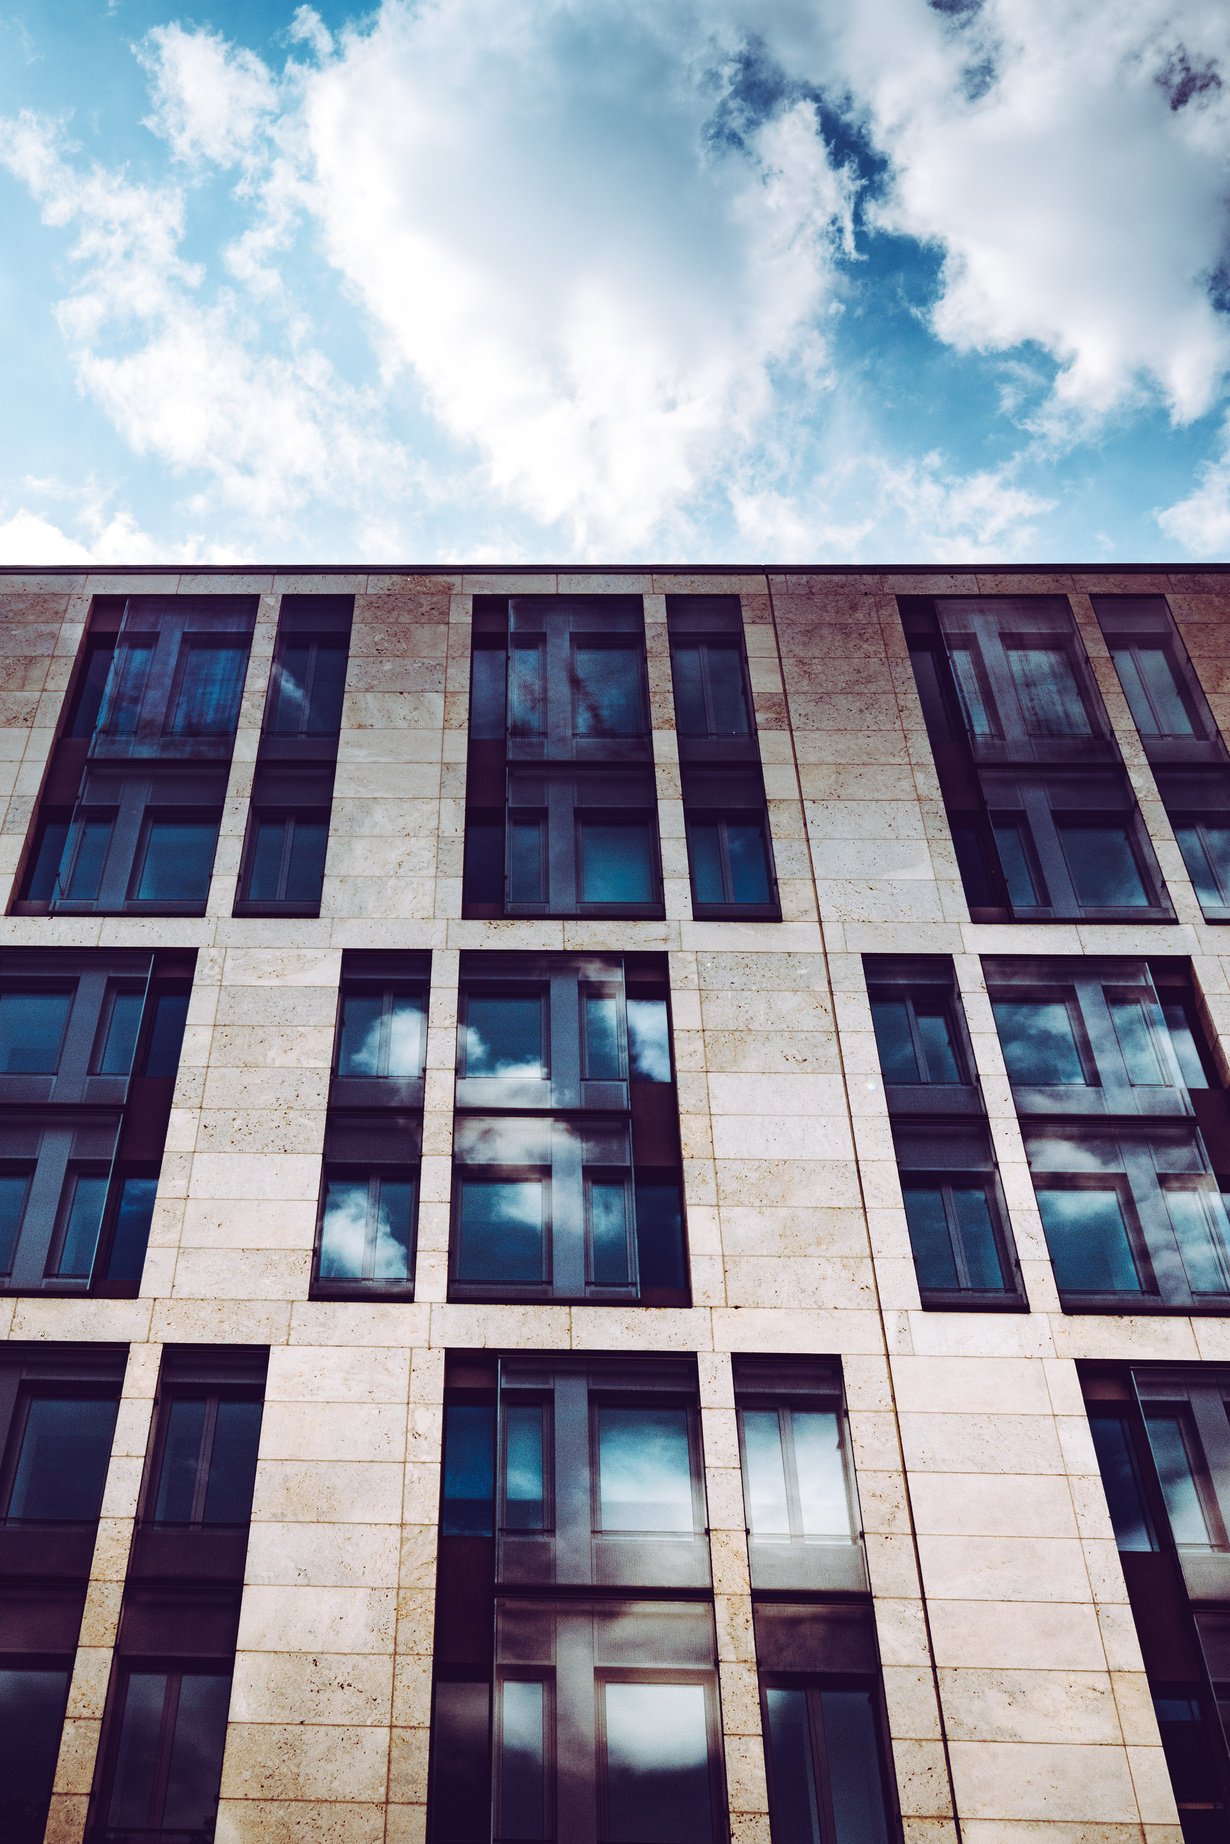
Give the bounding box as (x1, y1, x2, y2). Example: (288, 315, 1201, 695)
(734, 1358, 865, 1594)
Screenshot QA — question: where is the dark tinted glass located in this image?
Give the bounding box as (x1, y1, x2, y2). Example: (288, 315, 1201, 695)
(1109, 998, 1166, 1087)
(107, 1672, 164, 1826)
(820, 1686, 891, 1844)
(870, 998, 919, 1083)
(671, 643, 708, 735)
(950, 643, 994, 735)
(53, 1169, 109, 1278)
(504, 1403, 546, 1531)
(143, 988, 190, 1076)
(0, 1170, 30, 1273)
(573, 644, 643, 737)
(1057, 822, 1150, 908)
(1163, 1001, 1211, 1090)
(951, 1185, 1005, 1290)
(153, 1397, 208, 1523)
(727, 821, 771, 903)
(583, 992, 622, 1079)
(104, 1174, 158, 1283)
(603, 1681, 712, 1843)
(628, 998, 670, 1081)
(465, 994, 546, 1079)
(951, 820, 997, 906)
(107, 1670, 230, 1831)
(203, 1398, 262, 1524)
(456, 1177, 546, 1284)
(65, 814, 113, 899)
(509, 641, 545, 736)
(0, 1666, 70, 1844)
(95, 986, 144, 1074)
(1036, 1187, 1142, 1293)
(902, 1186, 960, 1290)
(432, 1681, 492, 1834)
(1145, 1411, 1213, 1546)
(579, 820, 655, 904)
(634, 1180, 687, 1290)
(268, 639, 348, 734)
(589, 1177, 633, 1284)
(1164, 1186, 1230, 1297)
(442, 1402, 495, 1536)
(6, 1394, 117, 1521)
(992, 821, 1040, 907)
(23, 818, 69, 902)
(168, 642, 247, 735)
(470, 644, 507, 738)
(508, 816, 547, 903)
(706, 643, 751, 735)
(136, 818, 217, 902)
(1112, 644, 1195, 736)
(1090, 1415, 1157, 1552)
(1176, 824, 1230, 910)
(280, 817, 329, 903)
(499, 1678, 547, 1839)
(68, 641, 116, 737)
(689, 823, 724, 905)
(162, 1672, 231, 1830)
(247, 816, 288, 901)
(465, 817, 505, 904)
(0, 989, 71, 1074)
(100, 640, 153, 734)
(1006, 644, 1091, 736)
(992, 999, 1085, 1085)
(1153, 1694, 1220, 1805)
(764, 1687, 822, 1844)
(915, 1001, 962, 1083)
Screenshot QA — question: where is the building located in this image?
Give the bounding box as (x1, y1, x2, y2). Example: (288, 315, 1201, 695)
(0, 560, 1229, 1844)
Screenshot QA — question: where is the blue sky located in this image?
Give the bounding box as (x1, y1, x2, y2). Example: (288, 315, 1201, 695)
(0, 0, 1228, 564)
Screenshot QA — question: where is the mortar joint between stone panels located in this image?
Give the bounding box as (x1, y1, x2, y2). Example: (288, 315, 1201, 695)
(766, 574, 962, 1839)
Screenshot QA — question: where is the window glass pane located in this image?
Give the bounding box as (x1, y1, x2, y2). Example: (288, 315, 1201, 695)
(106, 1671, 167, 1828)
(706, 643, 751, 736)
(104, 1174, 158, 1284)
(1090, 1416, 1157, 1552)
(500, 1679, 547, 1840)
(992, 998, 1085, 1086)
(23, 818, 70, 903)
(0, 1170, 30, 1274)
(952, 820, 997, 906)
(470, 644, 507, 739)
(689, 821, 725, 905)
(902, 1186, 960, 1291)
(443, 1403, 496, 1537)
(589, 1177, 633, 1285)
(764, 1686, 822, 1844)
(634, 1180, 687, 1291)
(914, 1000, 962, 1083)
(869, 998, 920, 1084)
(580, 820, 655, 905)
(306, 641, 348, 732)
(385, 994, 426, 1078)
(819, 1686, 892, 1844)
(742, 1409, 790, 1535)
(1165, 1186, 1230, 1297)
(508, 815, 546, 904)
(627, 998, 670, 1082)
(1109, 999, 1166, 1086)
(96, 988, 144, 1075)
(1124, 645, 1196, 736)
(337, 993, 384, 1076)
(64, 814, 114, 901)
(136, 818, 217, 903)
(0, 989, 72, 1073)
(283, 817, 329, 903)
(99, 640, 154, 735)
(603, 1681, 712, 1844)
(573, 644, 643, 737)
(1162, 1002, 1211, 1091)
(0, 1666, 70, 1844)
(951, 1185, 1007, 1291)
(433, 1681, 492, 1836)
(1058, 822, 1150, 908)
(267, 640, 313, 733)
(1006, 643, 1091, 735)
(203, 1399, 263, 1525)
(1152, 1693, 1220, 1805)
(69, 642, 116, 737)
(1145, 1412, 1215, 1547)
(7, 1395, 117, 1521)
(465, 816, 505, 906)
(168, 642, 247, 735)
(1036, 1187, 1143, 1294)
(504, 1403, 546, 1531)
(143, 989, 190, 1078)
(509, 641, 545, 736)
(319, 1177, 371, 1279)
(671, 643, 708, 735)
(53, 1169, 109, 1279)
(597, 1406, 694, 1532)
(1109, 644, 1157, 735)
(465, 993, 546, 1079)
(992, 820, 1040, 907)
(583, 992, 622, 1079)
(456, 1178, 546, 1284)
(792, 1410, 852, 1538)
(162, 1671, 231, 1832)
(949, 644, 993, 735)
(153, 1397, 207, 1523)
(371, 1178, 415, 1281)
(727, 821, 772, 904)
(247, 815, 289, 902)
(1178, 823, 1230, 911)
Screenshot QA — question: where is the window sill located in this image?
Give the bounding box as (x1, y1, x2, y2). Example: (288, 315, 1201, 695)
(919, 1289, 1030, 1312)
(309, 1282, 417, 1302)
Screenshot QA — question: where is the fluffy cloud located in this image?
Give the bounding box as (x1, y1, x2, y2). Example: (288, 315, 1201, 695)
(138, 23, 277, 168)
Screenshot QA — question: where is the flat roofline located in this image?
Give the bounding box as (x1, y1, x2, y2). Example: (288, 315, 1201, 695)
(2, 562, 1229, 577)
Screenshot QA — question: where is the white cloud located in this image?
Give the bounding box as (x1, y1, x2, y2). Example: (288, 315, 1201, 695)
(137, 23, 278, 168)
(1159, 427, 1230, 555)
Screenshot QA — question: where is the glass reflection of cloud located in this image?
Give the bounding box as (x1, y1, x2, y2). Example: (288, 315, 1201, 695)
(598, 1408, 693, 1532)
(320, 1182, 409, 1279)
(269, 658, 309, 725)
(462, 1026, 545, 1082)
(347, 1001, 422, 1077)
(626, 1000, 670, 1082)
(603, 1680, 707, 1773)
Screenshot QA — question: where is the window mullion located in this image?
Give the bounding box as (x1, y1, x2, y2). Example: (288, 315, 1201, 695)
(192, 1396, 219, 1524)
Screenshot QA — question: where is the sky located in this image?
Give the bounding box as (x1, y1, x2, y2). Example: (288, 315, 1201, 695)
(0, 0, 1228, 565)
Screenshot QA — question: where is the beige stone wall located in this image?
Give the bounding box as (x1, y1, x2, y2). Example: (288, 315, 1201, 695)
(1, 562, 1226, 1843)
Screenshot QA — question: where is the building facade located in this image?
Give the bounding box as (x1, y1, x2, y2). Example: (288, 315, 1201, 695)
(0, 561, 1229, 1844)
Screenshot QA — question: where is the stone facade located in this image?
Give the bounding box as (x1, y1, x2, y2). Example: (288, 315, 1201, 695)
(3, 562, 1229, 1844)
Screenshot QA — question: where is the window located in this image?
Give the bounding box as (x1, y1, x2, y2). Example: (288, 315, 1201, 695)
(97, 1666, 231, 1842)
(463, 597, 663, 919)
(451, 955, 688, 1306)
(670, 636, 752, 739)
(989, 956, 1230, 1310)
(763, 1682, 895, 1844)
(902, 596, 1171, 921)
(734, 1359, 864, 1593)
(264, 633, 349, 737)
(312, 952, 428, 1298)
(148, 1393, 262, 1528)
(0, 951, 191, 1297)
(0, 1665, 71, 1844)
(866, 956, 1023, 1308)
(2, 1390, 118, 1523)
(237, 810, 329, 909)
(685, 806, 776, 915)
(17, 597, 255, 916)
